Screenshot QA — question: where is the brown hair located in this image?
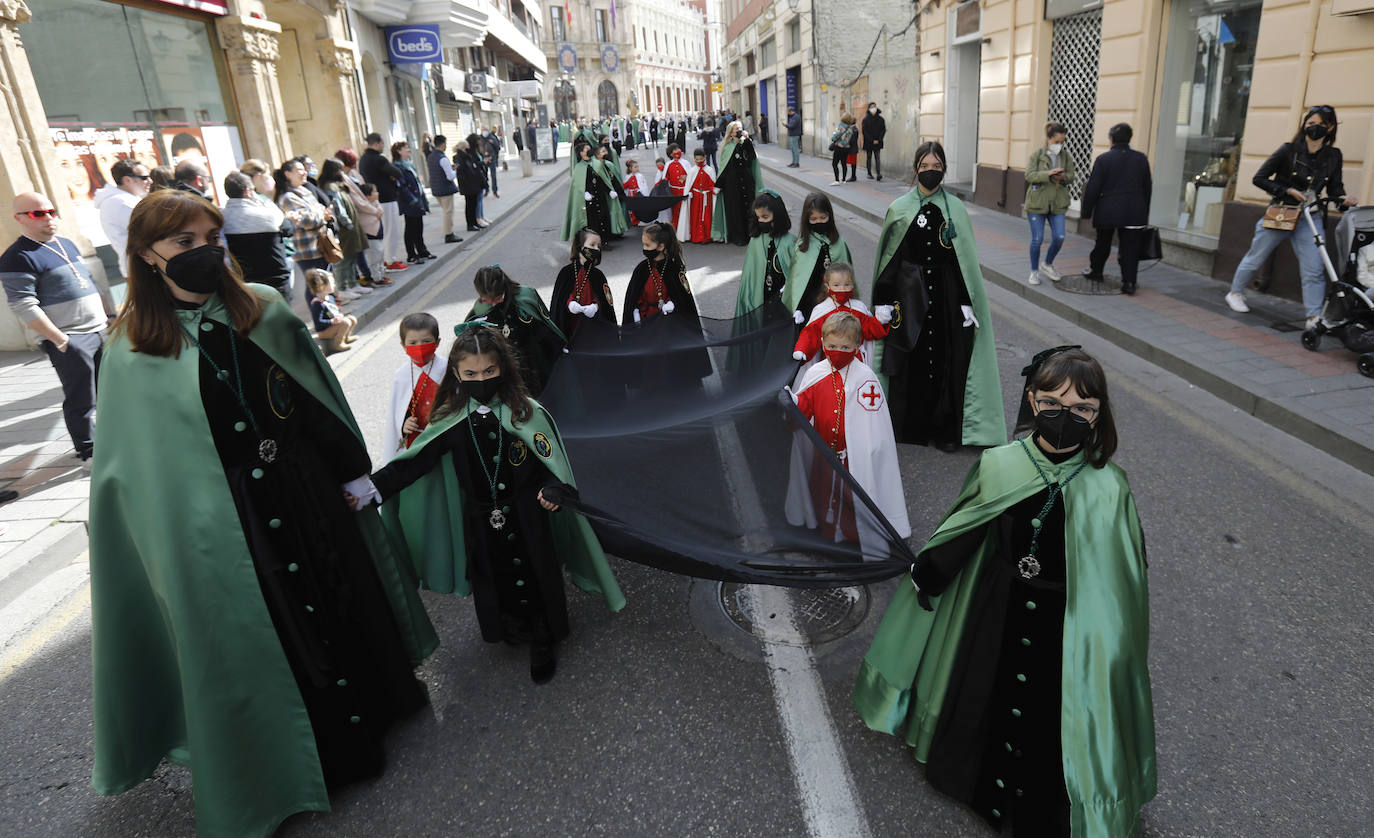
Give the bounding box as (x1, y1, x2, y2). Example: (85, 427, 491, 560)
(390, 141, 409, 162)
(821, 310, 862, 343)
(816, 262, 858, 304)
(1028, 348, 1118, 468)
(570, 227, 602, 263)
(238, 158, 270, 178)
(113, 190, 263, 357)
(431, 326, 533, 425)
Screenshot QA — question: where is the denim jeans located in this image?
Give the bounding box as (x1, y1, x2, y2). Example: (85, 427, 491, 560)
(1027, 212, 1067, 270)
(789, 136, 801, 165)
(1230, 217, 1327, 316)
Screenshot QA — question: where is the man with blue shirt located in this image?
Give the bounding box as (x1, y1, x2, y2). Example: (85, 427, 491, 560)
(1, 192, 111, 462)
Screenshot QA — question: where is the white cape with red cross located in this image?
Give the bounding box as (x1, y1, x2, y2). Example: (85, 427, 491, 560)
(785, 358, 911, 559)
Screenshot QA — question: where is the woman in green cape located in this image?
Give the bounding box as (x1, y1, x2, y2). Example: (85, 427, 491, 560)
(463, 264, 566, 396)
(853, 347, 1156, 838)
(734, 190, 796, 316)
(871, 141, 1005, 451)
(90, 190, 438, 838)
(353, 326, 624, 684)
(562, 142, 627, 241)
(712, 119, 763, 245)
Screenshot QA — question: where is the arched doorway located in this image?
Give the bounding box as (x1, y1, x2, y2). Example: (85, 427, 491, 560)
(597, 80, 618, 118)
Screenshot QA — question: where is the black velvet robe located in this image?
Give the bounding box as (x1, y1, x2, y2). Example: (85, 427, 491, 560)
(584, 165, 614, 241)
(873, 200, 973, 447)
(372, 407, 571, 645)
(622, 256, 713, 385)
(716, 140, 758, 246)
(794, 240, 832, 322)
(913, 441, 1079, 837)
(551, 262, 617, 347)
(192, 316, 427, 789)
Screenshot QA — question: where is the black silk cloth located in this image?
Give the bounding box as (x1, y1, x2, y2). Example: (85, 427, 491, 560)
(539, 299, 916, 588)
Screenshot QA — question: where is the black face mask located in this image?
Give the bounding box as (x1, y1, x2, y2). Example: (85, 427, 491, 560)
(1304, 123, 1328, 141)
(755, 220, 773, 235)
(158, 244, 227, 294)
(643, 247, 661, 260)
(1034, 407, 1093, 451)
(917, 169, 944, 190)
(463, 375, 503, 405)
(580, 247, 601, 266)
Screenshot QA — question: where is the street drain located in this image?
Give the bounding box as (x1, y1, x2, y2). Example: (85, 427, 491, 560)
(1053, 274, 1123, 295)
(718, 582, 870, 647)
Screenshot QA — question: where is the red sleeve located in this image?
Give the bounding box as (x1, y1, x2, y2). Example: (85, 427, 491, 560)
(796, 381, 817, 421)
(858, 312, 890, 341)
(794, 320, 822, 358)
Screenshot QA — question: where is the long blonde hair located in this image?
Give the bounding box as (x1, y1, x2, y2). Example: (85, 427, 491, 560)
(725, 120, 744, 142)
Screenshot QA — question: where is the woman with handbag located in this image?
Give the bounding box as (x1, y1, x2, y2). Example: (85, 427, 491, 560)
(829, 114, 857, 186)
(1225, 105, 1358, 325)
(1080, 123, 1152, 295)
(274, 158, 335, 287)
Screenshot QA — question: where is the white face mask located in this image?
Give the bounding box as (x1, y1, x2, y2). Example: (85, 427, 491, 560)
(868, 107, 877, 115)
(1048, 142, 1063, 154)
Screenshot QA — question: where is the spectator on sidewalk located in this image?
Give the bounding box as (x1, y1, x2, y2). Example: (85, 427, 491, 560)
(1081, 123, 1152, 295)
(527, 122, 539, 162)
(427, 135, 463, 244)
(222, 171, 293, 301)
(149, 165, 174, 192)
(830, 114, 858, 185)
(172, 159, 211, 200)
(861, 102, 886, 181)
(1, 192, 111, 462)
(650, 116, 660, 148)
(785, 106, 803, 168)
(359, 132, 409, 273)
(94, 158, 150, 278)
(1024, 121, 1075, 286)
(483, 127, 502, 199)
(392, 141, 433, 264)
(455, 138, 488, 232)
(319, 158, 369, 296)
(274, 159, 333, 280)
(1225, 105, 1357, 324)
(699, 120, 720, 169)
(334, 148, 384, 287)
(238, 158, 277, 205)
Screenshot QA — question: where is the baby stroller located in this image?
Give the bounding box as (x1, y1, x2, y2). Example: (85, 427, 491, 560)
(1299, 199, 1374, 378)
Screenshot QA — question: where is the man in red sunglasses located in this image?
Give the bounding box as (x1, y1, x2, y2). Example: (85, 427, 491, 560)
(1, 192, 113, 464)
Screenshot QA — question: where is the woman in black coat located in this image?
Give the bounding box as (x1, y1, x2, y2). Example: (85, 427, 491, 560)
(454, 136, 489, 232)
(1080, 123, 1152, 294)
(861, 102, 887, 181)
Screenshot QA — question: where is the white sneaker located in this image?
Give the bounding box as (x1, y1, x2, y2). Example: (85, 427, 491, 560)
(829, 180, 842, 186)
(1028, 270, 1042, 286)
(1041, 263, 1063, 282)
(354, 285, 374, 295)
(1306, 316, 1321, 330)
(1224, 291, 1250, 313)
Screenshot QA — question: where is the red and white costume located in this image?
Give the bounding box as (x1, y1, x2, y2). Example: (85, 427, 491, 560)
(792, 297, 890, 376)
(660, 156, 688, 226)
(623, 170, 647, 225)
(383, 354, 448, 460)
(785, 358, 910, 554)
(675, 161, 716, 243)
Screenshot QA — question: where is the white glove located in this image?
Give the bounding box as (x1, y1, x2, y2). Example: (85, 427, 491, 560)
(784, 385, 799, 404)
(793, 310, 805, 325)
(792, 350, 807, 361)
(581, 302, 598, 318)
(568, 300, 585, 315)
(875, 305, 894, 325)
(583, 191, 593, 201)
(961, 305, 979, 328)
(661, 300, 676, 314)
(633, 309, 642, 323)
(343, 475, 381, 511)
(713, 188, 720, 195)
(608, 193, 618, 202)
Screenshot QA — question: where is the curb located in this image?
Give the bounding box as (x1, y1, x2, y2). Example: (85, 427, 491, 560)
(759, 158, 1374, 477)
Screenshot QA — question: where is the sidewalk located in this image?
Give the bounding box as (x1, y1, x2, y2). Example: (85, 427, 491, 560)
(0, 155, 568, 568)
(754, 142, 1374, 475)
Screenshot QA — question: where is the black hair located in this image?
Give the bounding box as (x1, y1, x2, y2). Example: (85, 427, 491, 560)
(1292, 105, 1338, 147)
(816, 261, 858, 304)
(574, 141, 593, 160)
(169, 132, 203, 156)
(693, 148, 706, 157)
(473, 265, 519, 301)
(749, 192, 791, 237)
(173, 159, 206, 184)
(271, 159, 300, 201)
(912, 141, 947, 173)
(432, 326, 533, 425)
(223, 171, 253, 199)
(666, 143, 682, 156)
(625, 158, 639, 171)
(365, 132, 383, 146)
(110, 158, 142, 186)
(1023, 347, 1117, 468)
(642, 221, 683, 266)
(399, 312, 440, 342)
(317, 157, 346, 189)
(433, 134, 447, 147)
(359, 183, 376, 197)
(571, 227, 602, 263)
(797, 192, 838, 252)
(1108, 123, 1133, 145)
(1045, 121, 1067, 138)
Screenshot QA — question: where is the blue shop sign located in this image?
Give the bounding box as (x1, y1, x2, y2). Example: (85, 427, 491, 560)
(386, 26, 442, 64)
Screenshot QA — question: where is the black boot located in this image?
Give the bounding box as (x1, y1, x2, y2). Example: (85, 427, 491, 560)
(1081, 267, 1104, 282)
(530, 642, 557, 684)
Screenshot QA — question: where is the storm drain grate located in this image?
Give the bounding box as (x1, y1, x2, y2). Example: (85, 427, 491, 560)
(718, 582, 870, 646)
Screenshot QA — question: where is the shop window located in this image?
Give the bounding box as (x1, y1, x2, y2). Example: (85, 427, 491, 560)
(760, 38, 776, 69)
(1150, 0, 1263, 243)
(787, 19, 801, 54)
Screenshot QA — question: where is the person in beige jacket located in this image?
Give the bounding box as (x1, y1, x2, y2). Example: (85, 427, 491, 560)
(1023, 121, 1075, 286)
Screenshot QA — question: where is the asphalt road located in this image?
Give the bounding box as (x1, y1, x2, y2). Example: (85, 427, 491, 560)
(1, 147, 1371, 837)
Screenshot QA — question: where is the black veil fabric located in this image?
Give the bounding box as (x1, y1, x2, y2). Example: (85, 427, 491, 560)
(538, 299, 917, 588)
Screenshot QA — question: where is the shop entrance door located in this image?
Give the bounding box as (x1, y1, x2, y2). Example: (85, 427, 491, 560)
(946, 40, 981, 187)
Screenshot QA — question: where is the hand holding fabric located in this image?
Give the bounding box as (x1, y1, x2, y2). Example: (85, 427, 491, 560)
(960, 305, 979, 328)
(581, 302, 598, 319)
(568, 300, 585, 315)
(583, 191, 593, 201)
(661, 300, 675, 314)
(343, 475, 381, 511)
(875, 305, 894, 325)
(793, 310, 805, 325)
(792, 350, 807, 361)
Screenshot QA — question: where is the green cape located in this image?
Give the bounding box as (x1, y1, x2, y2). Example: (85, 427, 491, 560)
(710, 139, 763, 242)
(569, 128, 620, 174)
(853, 441, 1156, 837)
(871, 187, 1006, 447)
(558, 123, 570, 143)
(784, 234, 854, 313)
(88, 288, 438, 838)
(378, 399, 625, 611)
(734, 232, 797, 316)
(562, 158, 628, 240)
(465, 285, 567, 344)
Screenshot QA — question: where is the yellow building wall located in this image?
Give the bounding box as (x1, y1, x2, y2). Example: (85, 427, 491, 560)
(1237, 0, 1374, 205)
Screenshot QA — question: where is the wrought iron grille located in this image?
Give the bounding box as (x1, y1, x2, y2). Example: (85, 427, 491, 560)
(1047, 9, 1103, 203)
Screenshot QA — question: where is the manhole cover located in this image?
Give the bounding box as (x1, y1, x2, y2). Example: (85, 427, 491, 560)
(718, 582, 870, 646)
(1053, 274, 1123, 295)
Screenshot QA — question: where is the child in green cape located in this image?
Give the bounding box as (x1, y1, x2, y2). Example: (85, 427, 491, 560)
(350, 326, 624, 684)
(734, 190, 796, 316)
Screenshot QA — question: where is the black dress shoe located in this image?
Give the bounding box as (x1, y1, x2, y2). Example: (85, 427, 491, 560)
(1122, 280, 1137, 295)
(444, 234, 463, 244)
(1081, 268, 1104, 282)
(936, 441, 960, 453)
(0, 489, 18, 504)
(529, 643, 557, 684)
(467, 225, 482, 232)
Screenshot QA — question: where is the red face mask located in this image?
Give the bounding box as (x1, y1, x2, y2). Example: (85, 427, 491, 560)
(672, 151, 682, 159)
(404, 342, 439, 366)
(657, 164, 665, 170)
(824, 348, 858, 370)
(829, 290, 853, 305)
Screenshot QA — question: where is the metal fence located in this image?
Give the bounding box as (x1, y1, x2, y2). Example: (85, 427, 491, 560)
(1047, 9, 1103, 203)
